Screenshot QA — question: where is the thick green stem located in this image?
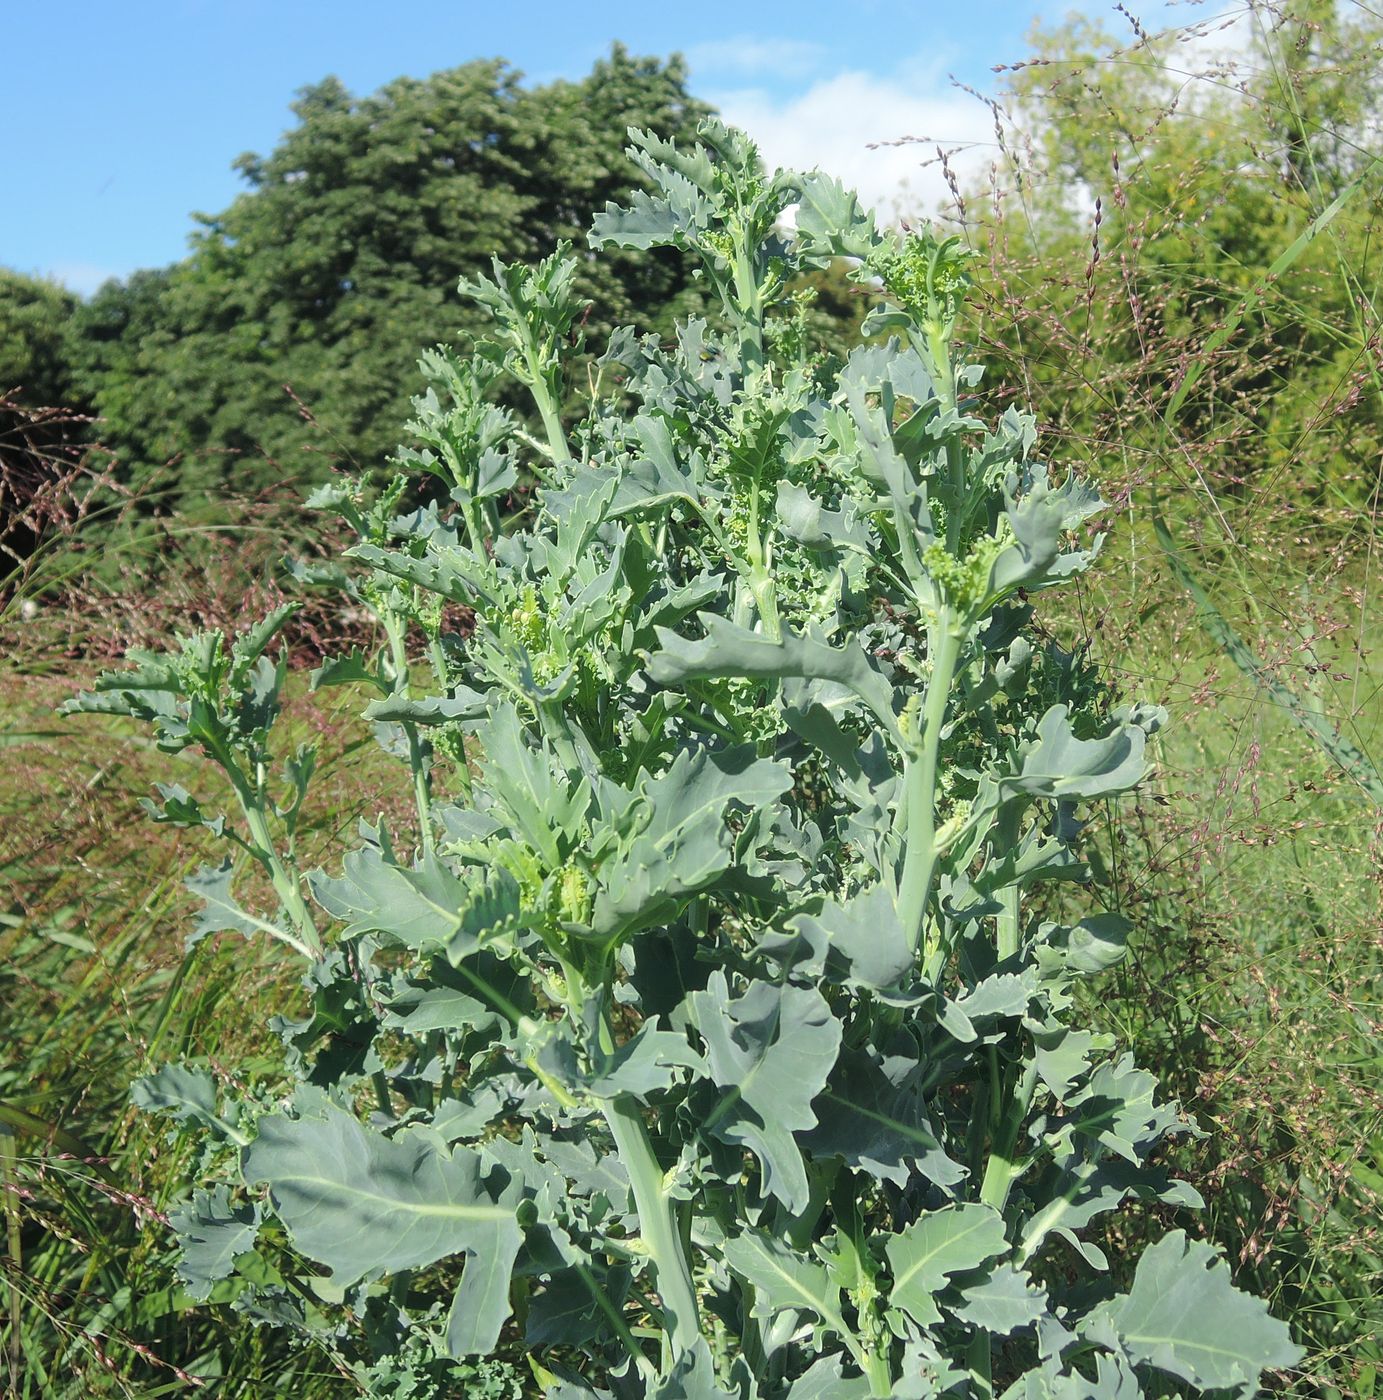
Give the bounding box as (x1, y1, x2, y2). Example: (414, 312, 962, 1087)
(897, 618, 963, 965)
(979, 827, 1031, 1212)
(203, 728, 320, 958)
(538, 700, 583, 777)
(602, 1095, 702, 1366)
(979, 1061, 1039, 1215)
(731, 249, 765, 369)
(862, 1350, 896, 1398)
(239, 799, 322, 958)
(968, 1055, 1039, 1392)
(520, 335, 571, 467)
(749, 569, 781, 644)
(535, 391, 572, 467)
(966, 1330, 995, 1400)
(591, 987, 700, 1370)
(384, 615, 434, 855)
(995, 816, 1022, 963)
(917, 319, 967, 552)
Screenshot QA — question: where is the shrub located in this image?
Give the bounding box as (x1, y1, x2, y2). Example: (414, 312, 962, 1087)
(65, 119, 1300, 1398)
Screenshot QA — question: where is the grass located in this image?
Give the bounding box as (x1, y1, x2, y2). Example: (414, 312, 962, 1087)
(6, 479, 1379, 1400)
(9, 504, 1378, 1398)
(0, 641, 414, 1396)
(1072, 552, 1383, 1396)
(922, 6, 1383, 1386)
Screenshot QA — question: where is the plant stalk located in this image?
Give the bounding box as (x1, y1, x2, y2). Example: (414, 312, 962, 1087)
(979, 1060, 1039, 1216)
(383, 613, 435, 855)
(602, 1094, 702, 1368)
(898, 617, 963, 965)
(239, 798, 323, 957)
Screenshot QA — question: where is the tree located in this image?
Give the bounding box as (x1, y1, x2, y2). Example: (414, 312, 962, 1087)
(0, 272, 97, 579)
(0, 270, 78, 408)
(967, 2, 1383, 508)
(68, 47, 714, 503)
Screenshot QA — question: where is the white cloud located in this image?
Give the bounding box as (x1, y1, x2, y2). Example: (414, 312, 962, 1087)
(711, 69, 1000, 226)
(45, 261, 126, 297)
(685, 35, 828, 81)
(694, 3, 1265, 230)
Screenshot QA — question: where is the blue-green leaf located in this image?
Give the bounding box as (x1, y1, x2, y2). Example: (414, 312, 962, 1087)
(885, 1204, 1009, 1327)
(243, 1104, 524, 1356)
(310, 647, 389, 695)
(593, 746, 790, 940)
(807, 1048, 964, 1190)
(169, 1186, 261, 1301)
(722, 1230, 850, 1335)
(794, 172, 882, 264)
(689, 972, 842, 1212)
(586, 1019, 704, 1101)
(783, 1355, 876, 1398)
(1003, 707, 1152, 802)
(787, 884, 914, 995)
(1084, 1230, 1302, 1393)
(185, 859, 276, 946)
(311, 847, 520, 963)
(650, 613, 899, 741)
(950, 1261, 1047, 1335)
(130, 1063, 220, 1132)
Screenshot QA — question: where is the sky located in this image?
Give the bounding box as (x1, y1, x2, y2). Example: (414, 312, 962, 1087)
(4, 0, 1196, 295)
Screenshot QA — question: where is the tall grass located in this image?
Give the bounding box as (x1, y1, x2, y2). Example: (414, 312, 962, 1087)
(0, 431, 399, 1394)
(0, 654, 417, 1395)
(911, 2, 1383, 1389)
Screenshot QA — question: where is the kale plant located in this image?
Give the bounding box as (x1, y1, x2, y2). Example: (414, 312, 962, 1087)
(67, 120, 1301, 1398)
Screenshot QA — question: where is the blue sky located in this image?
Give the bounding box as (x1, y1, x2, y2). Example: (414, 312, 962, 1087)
(3, 0, 1189, 294)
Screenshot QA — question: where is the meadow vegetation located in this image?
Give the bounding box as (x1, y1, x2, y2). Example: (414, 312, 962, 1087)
(2, 5, 1380, 1395)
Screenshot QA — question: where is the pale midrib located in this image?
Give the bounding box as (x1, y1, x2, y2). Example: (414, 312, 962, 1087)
(279, 1176, 513, 1222)
(892, 1215, 999, 1294)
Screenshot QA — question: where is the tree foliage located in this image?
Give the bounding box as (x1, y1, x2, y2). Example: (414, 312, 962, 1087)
(0, 270, 78, 408)
(971, 1, 1383, 507)
(62, 47, 713, 503)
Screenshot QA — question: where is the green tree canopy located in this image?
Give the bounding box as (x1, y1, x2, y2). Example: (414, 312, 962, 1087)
(66, 47, 714, 504)
(0, 270, 78, 408)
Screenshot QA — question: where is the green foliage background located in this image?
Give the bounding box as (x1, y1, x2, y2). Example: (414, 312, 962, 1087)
(10, 46, 713, 506)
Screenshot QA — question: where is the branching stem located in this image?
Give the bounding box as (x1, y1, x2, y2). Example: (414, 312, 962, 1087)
(898, 616, 963, 964)
(602, 1094, 702, 1368)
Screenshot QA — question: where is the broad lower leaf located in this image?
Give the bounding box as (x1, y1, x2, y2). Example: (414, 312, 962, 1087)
(723, 1230, 849, 1334)
(185, 859, 288, 948)
(130, 1063, 225, 1135)
(593, 746, 790, 940)
(169, 1186, 261, 1301)
(1084, 1230, 1301, 1392)
(243, 1104, 524, 1355)
(1021, 1155, 1202, 1270)
(807, 1047, 964, 1190)
(1004, 706, 1151, 802)
(783, 1355, 877, 1399)
(649, 613, 899, 739)
(586, 1018, 704, 1101)
(310, 847, 521, 963)
(690, 971, 842, 1212)
(788, 884, 914, 994)
(950, 1262, 1047, 1335)
(886, 1204, 1009, 1327)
